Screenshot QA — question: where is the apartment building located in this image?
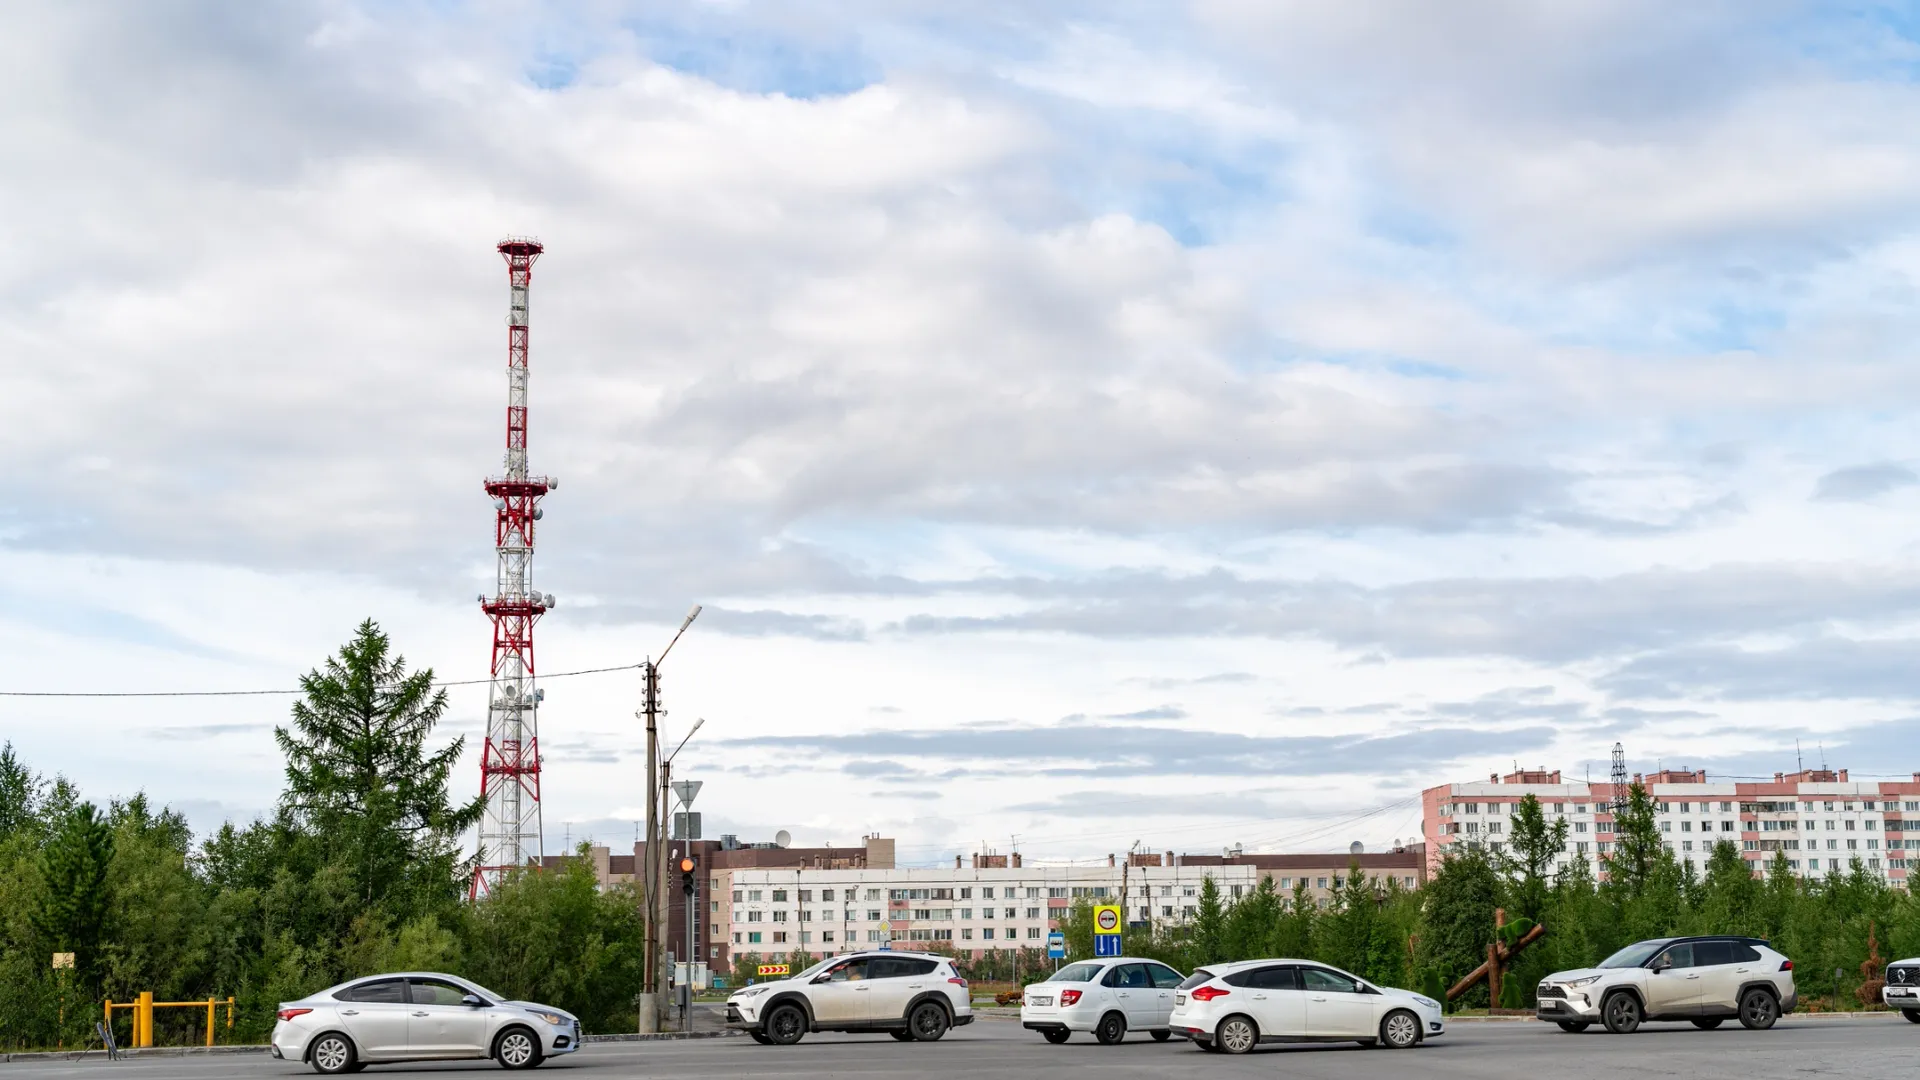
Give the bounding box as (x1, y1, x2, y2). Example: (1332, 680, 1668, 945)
(719, 846, 1426, 965)
(1422, 766, 1920, 884)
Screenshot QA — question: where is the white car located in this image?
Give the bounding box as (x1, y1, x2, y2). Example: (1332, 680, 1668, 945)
(1021, 957, 1186, 1044)
(1167, 959, 1444, 1054)
(270, 972, 580, 1074)
(1881, 956, 1920, 1020)
(725, 951, 974, 1044)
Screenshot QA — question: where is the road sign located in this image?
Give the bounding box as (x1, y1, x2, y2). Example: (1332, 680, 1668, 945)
(756, 964, 790, 978)
(1047, 932, 1066, 959)
(1093, 904, 1122, 957)
(880, 920, 891, 932)
(878, 940, 892, 950)
(672, 780, 703, 807)
(51, 953, 73, 970)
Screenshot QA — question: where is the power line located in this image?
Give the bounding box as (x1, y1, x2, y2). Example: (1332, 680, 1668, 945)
(0, 662, 645, 699)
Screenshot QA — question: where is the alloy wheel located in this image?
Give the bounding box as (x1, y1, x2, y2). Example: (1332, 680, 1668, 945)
(1382, 1011, 1419, 1049)
(1217, 1016, 1257, 1055)
(1604, 993, 1641, 1034)
(1739, 990, 1778, 1031)
(496, 1029, 538, 1069)
(311, 1035, 352, 1075)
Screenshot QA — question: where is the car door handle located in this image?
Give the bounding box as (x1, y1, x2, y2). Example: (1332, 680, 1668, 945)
(1312, 996, 1328, 1002)
(412, 1011, 429, 1017)
(853, 986, 869, 992)
(1735, 968, 1750, 973)
(340, 1010, 358, 1016)
(1252, 994, 1268, 1000)
(1685, 974, 1700, 980)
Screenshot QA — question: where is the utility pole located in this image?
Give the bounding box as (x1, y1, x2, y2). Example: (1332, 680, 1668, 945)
(636, 603, 703, 1034)
(682, 854, 698, 1033)
(638, 660, 661, 1033)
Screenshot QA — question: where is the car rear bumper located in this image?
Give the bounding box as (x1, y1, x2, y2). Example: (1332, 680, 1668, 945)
(953, 1014, 974, 1027)
(1169, 1024, 1208, 1041)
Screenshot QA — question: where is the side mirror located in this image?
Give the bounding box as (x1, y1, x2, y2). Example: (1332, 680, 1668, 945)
(1652, 958, 1672, 973)
(462, 994, 484, 1007)
(812, 974, 834, 985)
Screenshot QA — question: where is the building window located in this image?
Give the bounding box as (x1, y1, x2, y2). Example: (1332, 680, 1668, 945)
(1721, 802, 1734, 812)
(711, 945, 719, 958)
(1574, 804, 1588, 814)
(1028, 927, 1042, 939)
(799, 890, 812, 902)
(733, 932, 742, 944)
(799, 910, 812, 922)
(867, 910, 881, 921)
(748, 890, 763, 902)
(1679, 802, 1691, 813)
(982, 928, 994, 940)
(748, 932, 762, 944)
(1028, 888, 1043, 898)
(822, 889, 835, 901)
(959, 888, 971, 899)
(960, 908, 972, 919)
(1576, 821, 1589, 833)
(772, 890, 787, 902)
(1183, 906, 1196, 918)
(1404, 876, 1415, 887)
(1160, 885, 1172, 896)
(982, 887, 995, 899)
(732, 890, 743, 903)
(867, 930, 882, 942)
(772, 932, 787, 944)
(1182, 886, 1195, 897)
(747, 911, 762, 923)
(1004, 907, 1017, 919)
(1162, 906, 1173, 917)
(961, 929, 973, 940)
(1659, 821, 1670, 833)
(772, 911, 788, 922)
(1026, 907, 1041, 919)
(866, 889, 882, 901)
(799, 932, 811, 943)
(822, 931, 835, 943)
(1316, 878, 1328, 889)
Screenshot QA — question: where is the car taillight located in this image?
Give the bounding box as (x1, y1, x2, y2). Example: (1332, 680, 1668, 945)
(1188, 986, 1230, 1002)
(276, 1008, 312, 1022)
(1780, 960, 1793, 972)
(948, 977, 968, 987)
(1059, 990, 1082, 1006)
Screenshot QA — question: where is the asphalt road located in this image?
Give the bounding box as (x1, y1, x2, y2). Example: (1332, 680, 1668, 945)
(5, 1015, 1918, 1079)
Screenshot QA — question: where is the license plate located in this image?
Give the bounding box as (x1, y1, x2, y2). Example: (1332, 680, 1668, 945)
(1175, 993, 1185, 1005)
(1892, 988, 1915, 997)
(1029, 996, 1051, 1007)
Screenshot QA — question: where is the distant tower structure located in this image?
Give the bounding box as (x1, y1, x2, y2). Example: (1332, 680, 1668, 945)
(472, 237, 557, 899)
(1610, 742, 1628, 813)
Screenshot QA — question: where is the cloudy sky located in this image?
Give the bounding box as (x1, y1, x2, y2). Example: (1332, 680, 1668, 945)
(7, 1, 1920, 867)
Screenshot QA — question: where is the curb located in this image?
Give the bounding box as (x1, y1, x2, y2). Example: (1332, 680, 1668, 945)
(1443, 1010, 1901, 1023)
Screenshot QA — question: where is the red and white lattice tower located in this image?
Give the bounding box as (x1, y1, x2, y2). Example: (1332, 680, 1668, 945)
(472, 237, 555, 899)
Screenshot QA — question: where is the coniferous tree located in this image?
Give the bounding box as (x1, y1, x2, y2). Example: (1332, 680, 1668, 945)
(34, 802, 114, 987)
(275, 619, 483, 916)
(1501, 794, 1568, 921)
(1192, 876, 1226, 966)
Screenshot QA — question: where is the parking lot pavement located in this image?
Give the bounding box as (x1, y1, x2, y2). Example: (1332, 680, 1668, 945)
(2, 1015, 1916, 1080)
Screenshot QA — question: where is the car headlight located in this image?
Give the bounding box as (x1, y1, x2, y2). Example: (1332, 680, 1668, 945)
(530, 1012, 566, 1026)
(1563, 975, 1602, 988)
(1412, 995, 1440, 1010)
(735, 986, 770, 999)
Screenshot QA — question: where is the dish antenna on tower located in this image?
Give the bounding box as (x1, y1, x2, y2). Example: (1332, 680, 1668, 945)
(1350, 841, 1365, 856)
(774, 829, 792, 848)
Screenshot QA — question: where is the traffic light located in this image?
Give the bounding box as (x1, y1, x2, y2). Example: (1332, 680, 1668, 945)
(679, 856, 696, 895)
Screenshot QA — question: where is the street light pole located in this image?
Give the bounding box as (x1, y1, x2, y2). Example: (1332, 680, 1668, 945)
(636, 605, 701, 1035)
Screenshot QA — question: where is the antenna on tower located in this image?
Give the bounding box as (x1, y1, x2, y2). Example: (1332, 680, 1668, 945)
(1797, 739, 1804, 775)
(472, 236, 555, 900)
(1819, 743, 1827, 771)
(1610, 742, 1628, 815)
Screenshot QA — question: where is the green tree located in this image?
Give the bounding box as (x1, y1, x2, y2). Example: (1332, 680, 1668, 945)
(1501, 794, 1568, 921)
(1605, 783, 1663, 897)
(34, 802, 115, 987)
(1320, 864, 1377, 976)
(1419, 847, 1500, 1006)
(0, 744, 42, 843)
(461, 857, 645, 1033)
(1191, 876, 1226, 966)
(275, 620, 482, 915)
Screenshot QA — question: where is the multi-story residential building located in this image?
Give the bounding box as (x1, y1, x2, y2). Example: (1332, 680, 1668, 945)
(1422, 766, 1920, 885)
(720, 846, 1426, 966)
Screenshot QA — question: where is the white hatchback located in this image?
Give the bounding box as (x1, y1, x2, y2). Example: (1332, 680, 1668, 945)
(1021, 957, 1186, 1044)
(270, 972, 580, 1074)
(1168, 959, 1443, 1054)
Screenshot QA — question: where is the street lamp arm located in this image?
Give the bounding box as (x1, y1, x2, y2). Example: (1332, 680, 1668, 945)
(655, 604, 703, 667)
(665, 717, 706, 764)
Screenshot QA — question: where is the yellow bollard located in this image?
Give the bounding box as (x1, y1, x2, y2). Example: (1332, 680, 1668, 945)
(205, 998, 215, 1047)
(137, 991, 153, 1048)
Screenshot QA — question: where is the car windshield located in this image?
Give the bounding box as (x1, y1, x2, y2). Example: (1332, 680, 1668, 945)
(1599, 940, 1672, 968)
(1050, 962, 1106, 983)
(459, 980, 504, 1003)
(791, 957, 840, 981)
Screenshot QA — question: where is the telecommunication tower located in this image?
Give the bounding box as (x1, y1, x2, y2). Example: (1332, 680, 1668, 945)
(1610, 742, 1628, 814)
(472, 237, 557, 899)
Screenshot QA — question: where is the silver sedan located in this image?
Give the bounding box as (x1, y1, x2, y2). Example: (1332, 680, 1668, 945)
(270, 972, 581, 1073)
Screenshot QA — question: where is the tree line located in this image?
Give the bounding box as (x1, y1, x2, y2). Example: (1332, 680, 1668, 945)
(0, 621, 647, 1050)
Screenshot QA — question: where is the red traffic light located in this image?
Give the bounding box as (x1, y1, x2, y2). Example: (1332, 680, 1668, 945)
(678, 857, 696, 873)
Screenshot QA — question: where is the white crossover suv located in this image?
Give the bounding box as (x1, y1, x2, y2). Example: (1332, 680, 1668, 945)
(726, 951, 974, 1044)
(1880, 957, 1920, 1020)
(1537, 936, 1796, 1034)
(1021, 957, 1186, 1044)
(271, 972, 580, 1074)
(1166, 959, 1443, 1054)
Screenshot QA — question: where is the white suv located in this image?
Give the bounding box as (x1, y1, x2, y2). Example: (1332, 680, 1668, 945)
(726, 951, 973, 1045)
(1880, 957, 1920, 1020)
(1167, 959, 1443, 1054)
(1021, 957, 1186, 1044)
(1537, 936, 1796, 1034)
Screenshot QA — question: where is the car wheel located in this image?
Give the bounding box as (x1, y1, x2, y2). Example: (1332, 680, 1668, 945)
(1380, 1009, 1420, 1049)
(1556, 1021, 1590, 1033)
(1905, 1010, 1920, 1025)
(1150, 1029, 1171, 1042)
(308, 1033, 356, 1076)
(765, 1003, 808, 1045)
(1043, 1029, 1072, 1044)
(909, 1001, 950, 1042)
(1692, 1017, 1724, 1030)
(1738, 989, 1779, 1031)
(1094, 1011, 1127, 1045)
(1215, 1015, 1258, 1055)
(749, 1032, 774, 1045)
(1603, 992, 1641, 1034)
(494, 1026, 543, 1070)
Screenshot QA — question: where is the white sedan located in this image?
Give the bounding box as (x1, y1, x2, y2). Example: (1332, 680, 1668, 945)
(271, 971, 581, 1073)
(1021, 957, 1187, 1044)
(1168, 959, 1444, 1054)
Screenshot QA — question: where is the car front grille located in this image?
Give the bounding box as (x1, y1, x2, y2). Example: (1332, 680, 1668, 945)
(1537, 984, 1566, 999)
(726, 1005, 743, 1022)
(1891, 966, 1918, 986)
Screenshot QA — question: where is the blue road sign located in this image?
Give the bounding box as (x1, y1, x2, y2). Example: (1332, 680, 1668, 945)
(1047, 932, 1066, 959)
(1094, 933, 1122, 957)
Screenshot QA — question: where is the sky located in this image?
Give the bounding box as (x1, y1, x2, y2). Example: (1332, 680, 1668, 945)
(6, 0, 1920, 868)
